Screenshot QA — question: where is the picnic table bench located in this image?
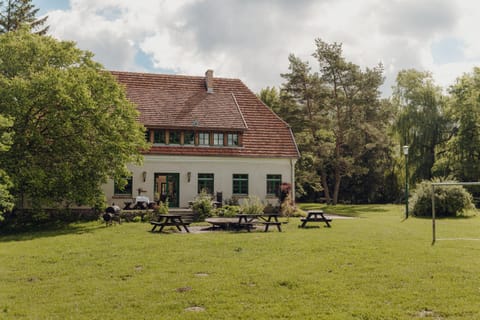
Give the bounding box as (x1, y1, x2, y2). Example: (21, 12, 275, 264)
(204, 213, 282, 232)
(237, 213, 282, 232)
(150, 214, 190, 233)
(299, 210, 332, 228)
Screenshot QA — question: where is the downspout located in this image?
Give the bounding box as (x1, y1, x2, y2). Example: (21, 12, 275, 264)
(290, 158, 297, 206)
(287, 124, 300, 206)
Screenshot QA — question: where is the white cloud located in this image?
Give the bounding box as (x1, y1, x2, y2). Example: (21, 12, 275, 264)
(40, 0, 480, 95)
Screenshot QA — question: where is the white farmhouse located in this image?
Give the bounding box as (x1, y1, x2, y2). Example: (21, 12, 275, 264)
(104, 70, 299, 208)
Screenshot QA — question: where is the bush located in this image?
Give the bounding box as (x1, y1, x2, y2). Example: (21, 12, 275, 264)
(410, 179, 475, 217)
(192, 190, 213, 221)
(154, 201, 169, 215)
(240, 195, 265, 214)
(214, 205, 240, 217)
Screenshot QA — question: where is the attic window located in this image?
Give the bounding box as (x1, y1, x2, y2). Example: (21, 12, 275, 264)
(227, 133, 239, 146)
(154, 130, 165, 144)
(199, 132, 210, 145)
(184, 131, 195, 145)
(169, 130, 181, 144)
(213, 133, 223, 146)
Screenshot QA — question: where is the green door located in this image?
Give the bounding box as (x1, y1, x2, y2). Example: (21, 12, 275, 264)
(154, 173, 180, 207)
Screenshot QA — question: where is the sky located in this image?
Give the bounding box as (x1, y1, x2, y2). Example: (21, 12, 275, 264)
(31, 0, 480, 96)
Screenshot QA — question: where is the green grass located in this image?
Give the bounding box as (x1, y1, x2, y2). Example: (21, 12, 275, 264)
(2, 204, 480, 319)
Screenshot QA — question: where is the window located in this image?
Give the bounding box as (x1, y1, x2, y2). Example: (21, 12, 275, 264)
(198, 173, 214, 194)
(114, 176, 133, 196)
(169, 130, 181, 144)
(199, 132, 210, 145)
(153, 130, 165, 144)
(227, 133, 239, 146)
(233, 174, 248, 195)
(145, 129, 151, 142)
(213, 133, 224, 146)
(184, 131, 195, 145)
(266, 174, 282, 195)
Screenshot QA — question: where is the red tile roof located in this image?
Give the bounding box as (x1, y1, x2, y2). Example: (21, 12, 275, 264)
(111, 71, 300, 158)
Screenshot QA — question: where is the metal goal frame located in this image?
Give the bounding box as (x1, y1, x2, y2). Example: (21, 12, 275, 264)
(431, 182, 480, 244)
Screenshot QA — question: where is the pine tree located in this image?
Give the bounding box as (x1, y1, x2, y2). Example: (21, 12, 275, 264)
(0, 0, 48, 35)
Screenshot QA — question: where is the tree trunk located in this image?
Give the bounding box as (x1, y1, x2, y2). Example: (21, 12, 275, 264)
(333, 170, 341, 205)
(320, 169, 331, 204)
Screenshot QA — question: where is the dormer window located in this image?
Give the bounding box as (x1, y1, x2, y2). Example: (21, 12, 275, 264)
(147, 129, 241, 148)
(154, 130, 165, 144)
(199, 132, 210, 145)
(213, 133, 224, 146)
(227, 133, 239, 146)
(169, 130, 181, 144)
(184, 131, 195, 145)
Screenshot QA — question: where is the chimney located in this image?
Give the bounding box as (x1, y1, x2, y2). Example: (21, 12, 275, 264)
(205, 69, 214, 93)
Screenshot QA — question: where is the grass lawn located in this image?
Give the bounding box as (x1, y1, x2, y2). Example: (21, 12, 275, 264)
(2, 204, 480, 319)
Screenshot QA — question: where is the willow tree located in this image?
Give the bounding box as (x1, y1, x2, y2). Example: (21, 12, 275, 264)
(392, 69, 449, 185)
(0, 29, 147, 210)
(446, 67, 480, 181)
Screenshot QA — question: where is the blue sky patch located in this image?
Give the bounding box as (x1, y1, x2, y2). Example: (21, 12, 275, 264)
(33, 0, 70, 15)
(431, 37, 465, 65)
(134, 49, 176, 75)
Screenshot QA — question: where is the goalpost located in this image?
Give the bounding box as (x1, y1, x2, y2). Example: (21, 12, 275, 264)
(431, 182, 480, 245)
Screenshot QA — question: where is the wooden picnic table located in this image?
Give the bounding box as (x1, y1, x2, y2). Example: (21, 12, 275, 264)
(299, 210, 332, 228)
(237, 213, 282, 232)
(150, 214, 190, 233)
(205, 213, 282, 232)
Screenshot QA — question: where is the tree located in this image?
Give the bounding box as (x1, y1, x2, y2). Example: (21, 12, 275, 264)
(0, 0, 48, 34)
(313, 39, 390, 204)
(392, 69, 449, 185)
(0, 114, 14, 218)
(445, 67, 480, 181)
(0, 29, 148, 210)
(281, 39, 390, 204)
(280, 54, 328, 201)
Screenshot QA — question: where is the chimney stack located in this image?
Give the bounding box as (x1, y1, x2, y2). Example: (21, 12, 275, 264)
(205, 69, 214, 93)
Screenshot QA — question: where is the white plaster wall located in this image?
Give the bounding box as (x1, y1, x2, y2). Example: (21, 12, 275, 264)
(104, 155, 296, 208)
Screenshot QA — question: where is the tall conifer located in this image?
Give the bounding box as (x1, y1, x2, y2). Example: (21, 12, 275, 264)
(0, 0, 48, 35)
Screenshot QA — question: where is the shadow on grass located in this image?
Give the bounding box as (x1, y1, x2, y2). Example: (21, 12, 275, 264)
(298, 203, 391, 217)
(413, 215, 477, 220)
(0, 222, 102, 243)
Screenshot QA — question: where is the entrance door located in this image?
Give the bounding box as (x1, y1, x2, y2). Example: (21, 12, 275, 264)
(154, 173, 180, 207)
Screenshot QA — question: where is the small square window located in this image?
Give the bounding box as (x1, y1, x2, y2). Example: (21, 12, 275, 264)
(227, 133, 239, 146)
(114, 176, 133, 196)
(213, 133, 224, 146)
(267, 174, 282, 195)
(184, 131, 195, 145)
(154, 130, 165, 144)
(198, 173, 214, 194)
(199, 132, 210, 145)
(169, 131, 181, 144)
(233, 174, 248, 195)
(145, 129, 151, 143)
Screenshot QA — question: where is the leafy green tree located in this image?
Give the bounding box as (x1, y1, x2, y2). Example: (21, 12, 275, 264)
(0, 114, 14, 218)
(0, 0, 48, 34)
(392, 69, 449, 185)
(0, 29, 148, 210)
(446, 67, 480, 181)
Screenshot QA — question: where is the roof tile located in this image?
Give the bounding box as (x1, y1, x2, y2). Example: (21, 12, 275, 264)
(111, 71, 299, 158)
